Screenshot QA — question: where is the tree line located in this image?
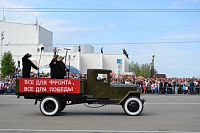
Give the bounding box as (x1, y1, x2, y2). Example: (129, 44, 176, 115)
(129, 61, 157, 78)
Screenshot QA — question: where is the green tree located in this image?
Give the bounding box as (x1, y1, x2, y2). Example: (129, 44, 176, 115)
(129, 61, 140, 76)
(0, 51, 16, 77)
(140, 63, 151, 78)
(129, 61, 157, 78)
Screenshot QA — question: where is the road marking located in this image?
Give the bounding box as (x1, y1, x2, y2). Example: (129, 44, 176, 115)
(0, 129, 196, 133)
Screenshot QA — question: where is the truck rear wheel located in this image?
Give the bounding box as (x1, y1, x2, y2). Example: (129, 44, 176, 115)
(123, 97, 143, 116)
(40, 96, 61, 116)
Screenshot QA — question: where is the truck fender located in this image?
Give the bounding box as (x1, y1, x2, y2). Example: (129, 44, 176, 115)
(118, 91, 142, 105)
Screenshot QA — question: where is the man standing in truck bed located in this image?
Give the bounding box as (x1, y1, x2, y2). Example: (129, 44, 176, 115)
(22, 53, 38, 78)
(55, 56, 68, 79)
(49, 54, 58, 79)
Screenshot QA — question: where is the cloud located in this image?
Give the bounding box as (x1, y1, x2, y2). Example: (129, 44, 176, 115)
(38, 19, 72, 32)
(170, 0, 200, 8)
(63, 27, 102, 32)
(106, 24, 117, 28)
(0, 0, 42, 22)
(0, 0, 68, 28)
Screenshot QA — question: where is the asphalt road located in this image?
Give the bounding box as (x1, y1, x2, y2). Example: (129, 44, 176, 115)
(0, 94, 199, 133)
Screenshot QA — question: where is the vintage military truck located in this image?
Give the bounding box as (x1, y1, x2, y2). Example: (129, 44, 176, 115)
(16, 69, 145, 116)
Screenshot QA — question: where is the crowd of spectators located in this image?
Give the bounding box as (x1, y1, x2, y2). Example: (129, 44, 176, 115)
(0, 75, 16, 94)
(110, 76, 200, 95)
(1, 73, 200, 95)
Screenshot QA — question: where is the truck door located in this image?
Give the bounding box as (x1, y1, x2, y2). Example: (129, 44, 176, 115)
(87, 70, 111, 98)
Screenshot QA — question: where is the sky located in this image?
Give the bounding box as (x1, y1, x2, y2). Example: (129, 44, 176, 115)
(0, 0, 200, 78)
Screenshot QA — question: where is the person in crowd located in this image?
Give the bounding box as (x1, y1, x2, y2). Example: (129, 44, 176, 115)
(151, 81, 155, 94)
(155, 81, 158, 93)
(185, 79, 189, 94)
(158, 80, 163, 94)
(164, 79, 168, 94)
(182, 83, 186, 94)
(0, 80, 4, 93)
(190, 79, 194, 95)
(146, 80, 151, 93)
(178, 79, 182, 94)
(22, 53, 38, 78)
(143, 81, 147, 94)
(125, 78, 132, 84)
(49, 54, 58, 79)
(157, 79, 160, 94)
(181, 79, 185, 94)
(122, 79, 125, 84)
(168, 81, 172, 94)
(136, 83, 141, 92)
(55, 56, 68, 79)
(197, 80, 200, 94)
(194, 80, 198, 94)
(110, 78, 116, 84)
(172, 79, 176, 94)
(116, 78, 121, 84)
(11, 78, 16, 93)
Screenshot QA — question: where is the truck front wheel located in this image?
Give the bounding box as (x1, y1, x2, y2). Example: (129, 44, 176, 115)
(40, 96, 61, 116)
(123, 97, 143, 116)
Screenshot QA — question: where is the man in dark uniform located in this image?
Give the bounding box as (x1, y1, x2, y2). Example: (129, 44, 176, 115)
(22, 53, 38, 78)
(49, 54, 58, 79)
(55, 56, 68, 79)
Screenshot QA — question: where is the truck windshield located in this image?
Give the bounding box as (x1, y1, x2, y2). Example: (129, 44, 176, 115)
(95, 73, 107, 83)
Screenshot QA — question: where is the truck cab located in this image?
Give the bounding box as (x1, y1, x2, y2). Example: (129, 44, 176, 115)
(87, 69, 141, 102)
(87, 69, 111, 98)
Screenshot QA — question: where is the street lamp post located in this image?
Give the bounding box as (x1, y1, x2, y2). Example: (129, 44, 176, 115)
(150, 60, 153, 78)
(64, 48, 71, 78)
(57, 49, 61, 55)
(53, 47, 57, 55)
(1, 31, 4, 59)
(151, 54, 155, 78)
(64, 48, 71, 64)
(53, 47, 61, 55)
(67, 55, 75, 78)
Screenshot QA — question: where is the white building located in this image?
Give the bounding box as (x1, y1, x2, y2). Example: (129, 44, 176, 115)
(0, 21, 54, 55)
(0, 21, 129, 74)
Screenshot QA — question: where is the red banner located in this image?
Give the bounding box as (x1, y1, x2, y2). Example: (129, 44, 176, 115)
(19, 78, 80, 93)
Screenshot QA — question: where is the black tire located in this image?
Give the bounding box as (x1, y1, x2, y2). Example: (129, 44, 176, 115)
(122, 97, 143, 116)
(40, 96, 61, 116)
